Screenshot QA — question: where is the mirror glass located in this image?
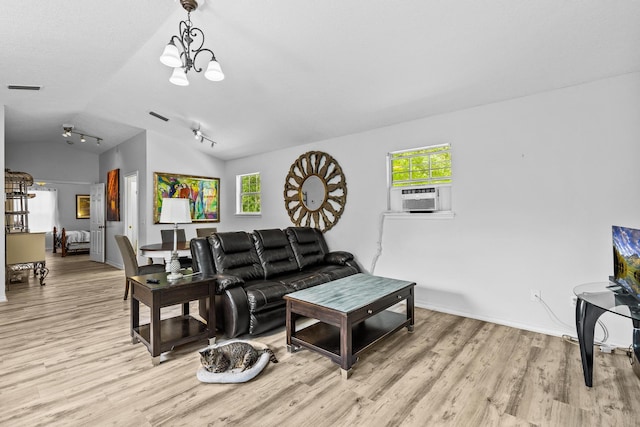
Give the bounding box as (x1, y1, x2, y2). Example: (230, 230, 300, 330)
(301, 175, 326, 211)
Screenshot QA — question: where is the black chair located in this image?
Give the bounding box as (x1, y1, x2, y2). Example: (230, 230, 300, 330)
(114, 235, 165, 300)
(160, 228, 192, 269)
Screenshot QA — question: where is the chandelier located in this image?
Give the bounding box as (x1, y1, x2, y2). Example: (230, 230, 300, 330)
(160, 0, 224, 86)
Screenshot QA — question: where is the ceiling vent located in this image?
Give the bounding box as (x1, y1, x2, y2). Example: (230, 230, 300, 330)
(149, 111, 169, 122)
(8, 85, 42, 91)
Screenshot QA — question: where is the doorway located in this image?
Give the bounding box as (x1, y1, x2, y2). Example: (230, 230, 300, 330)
(124, 172, 139, 261)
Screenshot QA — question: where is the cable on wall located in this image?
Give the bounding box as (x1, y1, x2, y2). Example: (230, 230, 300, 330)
(536, 294, 610, 345)
(370, 211, 388, 274)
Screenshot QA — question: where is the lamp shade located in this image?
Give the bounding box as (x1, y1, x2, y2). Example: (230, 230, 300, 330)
(204, 59, 225, 81)
(160, 41, 183, 68)
(169, 67, 190, 86)
(159, 198, 192, 224)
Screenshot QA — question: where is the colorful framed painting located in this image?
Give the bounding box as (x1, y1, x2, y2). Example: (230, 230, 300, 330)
(107, 168, 120, 221)
(153, 172, 220, 223)
(76, 194, 90, 219)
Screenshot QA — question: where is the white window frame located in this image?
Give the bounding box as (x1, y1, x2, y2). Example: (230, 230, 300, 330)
(389, 143, 452, 188)
(236, 172, 261, 215)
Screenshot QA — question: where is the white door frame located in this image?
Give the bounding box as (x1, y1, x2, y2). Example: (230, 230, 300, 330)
(124, 172, 139, 261)
(90, 183, 106, 263)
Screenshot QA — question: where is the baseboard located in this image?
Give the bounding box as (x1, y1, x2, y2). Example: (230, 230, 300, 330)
(414, 298, 567, 341)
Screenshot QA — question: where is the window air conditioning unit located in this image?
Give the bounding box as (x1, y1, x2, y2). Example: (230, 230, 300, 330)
(401, 187, 438, 212)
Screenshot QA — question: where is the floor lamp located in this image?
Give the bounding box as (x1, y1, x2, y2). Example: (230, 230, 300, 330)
(159, 198, 192, 280)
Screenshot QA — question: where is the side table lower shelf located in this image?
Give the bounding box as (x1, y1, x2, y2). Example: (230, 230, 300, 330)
(132, 315, 208, 355)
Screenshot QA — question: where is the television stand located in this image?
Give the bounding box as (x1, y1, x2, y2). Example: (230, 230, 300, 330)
(574, 282, 640, 387)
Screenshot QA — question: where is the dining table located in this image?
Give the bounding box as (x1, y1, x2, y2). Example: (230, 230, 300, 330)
(139, 241, 191, 272)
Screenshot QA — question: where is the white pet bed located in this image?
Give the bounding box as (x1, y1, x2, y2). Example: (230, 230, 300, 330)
(196, 339, 273, 384)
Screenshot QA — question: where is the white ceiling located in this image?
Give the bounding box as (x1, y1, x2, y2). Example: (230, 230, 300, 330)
(3, 0, 640, 160)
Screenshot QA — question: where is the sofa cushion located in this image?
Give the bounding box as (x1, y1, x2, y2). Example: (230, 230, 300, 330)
(285, 227, 326, 269)
(190, 237, 217, 276)
(275, 271, 330, 291)
(253, 229, 298, 279)
(244, 281, 291, 313)
(218, 232, 254, 253)
(210, 232, 265, 281)
(305, 264, 360, 281)
(324, 251, 354, 266)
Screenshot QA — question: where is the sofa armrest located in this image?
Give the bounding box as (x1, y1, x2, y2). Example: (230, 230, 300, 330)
(214, 274, 245, 293)
(324, 251, 354, 266)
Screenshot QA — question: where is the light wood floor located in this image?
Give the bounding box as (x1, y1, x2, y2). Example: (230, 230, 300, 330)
(2, 254, 640, 426)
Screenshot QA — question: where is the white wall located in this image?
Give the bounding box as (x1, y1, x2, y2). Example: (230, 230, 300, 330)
(6, 140, 98, 232)
(100, 131, 147, 267)
(145, 130, 225, 246)
(225, 73, 640, 347)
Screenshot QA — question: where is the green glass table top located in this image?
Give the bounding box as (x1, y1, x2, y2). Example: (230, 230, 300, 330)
(285, 273, 414, 313)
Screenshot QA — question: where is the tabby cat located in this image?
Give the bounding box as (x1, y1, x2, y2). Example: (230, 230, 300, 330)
(200, 341, 278, 373)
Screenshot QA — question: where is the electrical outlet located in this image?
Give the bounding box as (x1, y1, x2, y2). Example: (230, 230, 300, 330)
(530, 289, 541, 301)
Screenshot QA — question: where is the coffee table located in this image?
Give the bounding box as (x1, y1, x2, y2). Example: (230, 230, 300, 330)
(129, 271, 216, 365)
(284, 273, 415, 378)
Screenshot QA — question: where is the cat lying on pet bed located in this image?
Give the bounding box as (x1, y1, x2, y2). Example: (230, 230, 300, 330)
(196, 339, 278, 383)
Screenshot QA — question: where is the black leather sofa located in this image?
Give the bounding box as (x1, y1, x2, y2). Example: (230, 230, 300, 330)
(190, 227, 361, 338)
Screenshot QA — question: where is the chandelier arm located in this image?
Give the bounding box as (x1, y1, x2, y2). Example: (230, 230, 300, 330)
(188, 27, 206, 53)
(192, 48, 216, 73)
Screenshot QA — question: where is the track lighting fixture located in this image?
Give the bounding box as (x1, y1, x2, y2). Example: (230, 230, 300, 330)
(192, 125, 217, 147)
(61, 125, 103, 146)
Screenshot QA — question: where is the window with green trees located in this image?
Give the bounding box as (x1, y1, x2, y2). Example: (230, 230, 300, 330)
(237, 172, 261, 214)
(390, 144, 451, 187)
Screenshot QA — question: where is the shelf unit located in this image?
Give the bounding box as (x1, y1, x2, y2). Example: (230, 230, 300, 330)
(4, 169, 48, 286)
(5, 169, 35, 233)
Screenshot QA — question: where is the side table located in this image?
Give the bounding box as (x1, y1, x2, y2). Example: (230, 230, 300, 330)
(574, 281, 640, 387)
(129, 271, 216, 365)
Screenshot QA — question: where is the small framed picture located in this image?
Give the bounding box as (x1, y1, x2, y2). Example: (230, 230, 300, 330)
(76, 194, 90, 219)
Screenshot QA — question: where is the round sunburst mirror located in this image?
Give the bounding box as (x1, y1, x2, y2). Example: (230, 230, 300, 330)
(283, 151, 347, 232)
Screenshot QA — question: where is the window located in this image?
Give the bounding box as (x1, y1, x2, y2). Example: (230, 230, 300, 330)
(236, 172, 261, 214)
(390, 143, 451, 187)
(28, 188, 60, 232)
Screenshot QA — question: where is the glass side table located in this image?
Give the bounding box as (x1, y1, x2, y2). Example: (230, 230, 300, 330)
(574, 281, 640, 387)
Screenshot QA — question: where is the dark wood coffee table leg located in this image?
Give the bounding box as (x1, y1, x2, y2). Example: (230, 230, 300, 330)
(407, 287, 415, 332)
(340, 315, 353, 379)
(286, 301, 299, 353)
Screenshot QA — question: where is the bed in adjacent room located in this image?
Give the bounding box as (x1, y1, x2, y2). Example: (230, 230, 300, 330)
(53, 226, 90, 257)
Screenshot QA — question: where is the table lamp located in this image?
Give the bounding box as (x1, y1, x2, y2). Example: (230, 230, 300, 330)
(159, 198, 192, 280)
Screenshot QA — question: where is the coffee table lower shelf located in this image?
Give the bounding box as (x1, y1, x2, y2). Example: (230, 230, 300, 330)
(132, 315, 208, 355)
(290, 310, 409, 364)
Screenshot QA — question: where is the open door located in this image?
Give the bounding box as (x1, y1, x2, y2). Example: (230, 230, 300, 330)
(90, 183, 106, 263)
(124, 173, 138, 257)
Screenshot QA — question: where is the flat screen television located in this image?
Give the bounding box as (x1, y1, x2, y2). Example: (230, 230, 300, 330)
(612, 225, 640, 301)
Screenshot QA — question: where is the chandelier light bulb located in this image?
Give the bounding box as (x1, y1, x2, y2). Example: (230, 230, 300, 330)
(160, 41, 183, 68)
(204, 59, 224, 81)
(80, 135, 86, 143)
(169, 67, 189, 86)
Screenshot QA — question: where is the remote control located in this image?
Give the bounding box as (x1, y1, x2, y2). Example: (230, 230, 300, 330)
(146, 279, 160, 284)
